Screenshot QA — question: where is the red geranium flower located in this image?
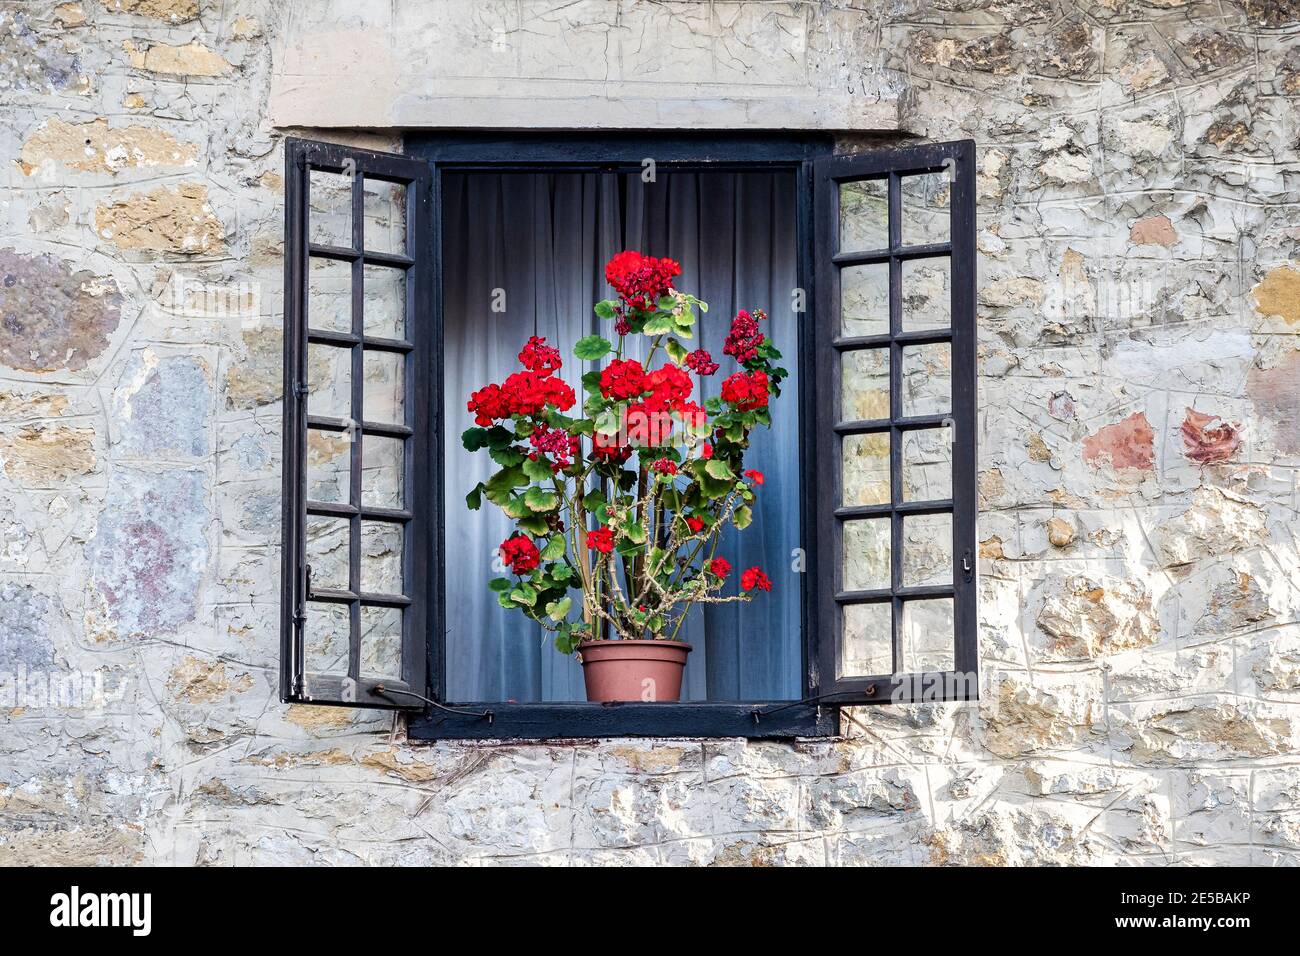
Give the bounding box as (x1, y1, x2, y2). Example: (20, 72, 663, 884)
(529, 424, 579, 470)
(591, 431, 632, 464)
(518, 335, 562, 375)
(709, 557, 731, 579)
(701, 443, 713, 459)
(499, 534, 540, 574)
(685, 516, 705, 534)
(723, 309, 765, 364)
(741, 567, 772, 592)
(642, 365, 693, 413)
(586, 527, 614, 554)
(652, 458, 678, 476)
(605, 250, 682, 311)
(598, 358, 648, 401)
(685, 348, 719, 376)
(720, 369, 770, 411)
(744, 469, 765, 485)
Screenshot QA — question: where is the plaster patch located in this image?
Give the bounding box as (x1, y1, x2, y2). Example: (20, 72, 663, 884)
(86, 467, 209, 637)
(95, 184, 224, 254)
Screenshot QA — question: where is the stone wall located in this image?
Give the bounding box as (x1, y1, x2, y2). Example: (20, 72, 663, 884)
(1, 0, 1298, 865)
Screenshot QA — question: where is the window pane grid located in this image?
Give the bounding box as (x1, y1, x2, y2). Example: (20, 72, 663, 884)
(832, 166, 958, 682)
(304, 165, 411, 685)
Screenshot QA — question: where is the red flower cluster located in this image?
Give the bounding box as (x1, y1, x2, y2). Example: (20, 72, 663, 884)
(642, 365, 693, 413)
(591, 431, 632, 464)
(519, 335, 562, 374)
(605, 250, 681, 311)
(652, 458, 678, 476)
(529, 424, 579, 471)
(741, 567, 772, 592)
(685, 348, 719, 376)
(500, 534, 540, 574)
(721, 369, 770, 411)
(586, 527, 614, 554)
(709, 557, 731, 579)
(599, 358, 647, 401)
(685, 516, 705, 534)
(744, 469, 765, 485)
(723, 309, 765, 364)
(467, 336, 576, 426)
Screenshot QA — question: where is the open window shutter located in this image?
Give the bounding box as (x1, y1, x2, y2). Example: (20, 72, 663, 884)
(813, 140, 977, 704)
(280, 138, 431, 709)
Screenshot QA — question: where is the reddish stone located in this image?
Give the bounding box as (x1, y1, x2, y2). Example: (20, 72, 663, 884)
(1180, 407, 1240, 464)
(1082, 411, 1155, 471)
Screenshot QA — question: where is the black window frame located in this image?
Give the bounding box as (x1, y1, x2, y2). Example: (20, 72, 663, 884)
(280, 132, 977, 741)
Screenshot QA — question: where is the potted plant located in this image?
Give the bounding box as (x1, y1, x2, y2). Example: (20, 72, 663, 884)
(463, 251, 786, 702)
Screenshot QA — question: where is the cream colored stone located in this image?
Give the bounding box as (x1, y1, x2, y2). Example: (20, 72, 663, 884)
(95, 183, 224, 253)
(20, 117, 197, 174)
(123, 39, 232, 76)
(1046, 517, 1075, 547)
(103, 0, 198, 20)
(0, 425, 96, 484)
(1036, 575, 1158, 660)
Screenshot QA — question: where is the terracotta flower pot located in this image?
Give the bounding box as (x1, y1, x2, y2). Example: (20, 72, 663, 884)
(577, 640, 692, 702)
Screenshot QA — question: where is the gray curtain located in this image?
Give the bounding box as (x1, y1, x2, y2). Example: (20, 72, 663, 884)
(443, 171, 799, 702)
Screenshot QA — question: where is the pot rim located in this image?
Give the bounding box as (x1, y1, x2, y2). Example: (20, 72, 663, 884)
(576, 639, 692, 650)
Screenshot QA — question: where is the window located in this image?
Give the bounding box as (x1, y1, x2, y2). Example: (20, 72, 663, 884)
(281, 134, 977, 739)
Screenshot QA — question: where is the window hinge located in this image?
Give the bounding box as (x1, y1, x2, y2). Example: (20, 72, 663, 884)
(294, 382, 309, 400)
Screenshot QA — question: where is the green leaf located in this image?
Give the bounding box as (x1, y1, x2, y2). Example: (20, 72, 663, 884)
(485, 464, 527, 497)
(705, 459, 734, 481)
(545, 596, 573, 622)
(555, 625, 578, 656)
(465, 482, 484, 511)
(624, 521, 647, 545)
(510, 584, 538, 607)
(524, 487, 559, 512)
(665, 337, 688, 366)
(489, 445, 527, 468)
(488, 577, 512, 593)
(540, 535, 567, 561)
(516, 513, 550, 535)
(522, 456, 554, 482)
(594, 299, 618, 320)
(551, 563, 573, 583)
(574, 335, 612, 361)
(641, 312, 674, 335)
(594, 409, 621, 437)
(734, 505, 753, 530)
(462, 427, 489, 451)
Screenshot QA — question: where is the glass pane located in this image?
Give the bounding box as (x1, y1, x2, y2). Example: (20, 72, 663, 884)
(363, 265, 405, 339)
(363, 178, 407, 255)
(307, 255, 351, 333)
(901, 257, 950, 332)
(840, 263, 890, 337)
(306, 515, 350, 592)
(842, 518, 890, 592)
(901, 598, 955, 672)
(901, 426, 952, 502)
(309, 169, 352, 248)
(902, 512, 952, 587)
(842, 433, 891, 507)
(307, 343, 352, 421)
(306, 427, 351, 504)
(842, 603, 891, 677)
(838, 178, 888, 253)
(900, 171, 950, 247)
(360, 521, 403, 595)
(901, 343, 951, 418)
(841, 348, 889, 422)
(361, 605, 402, 679)
(362, 350, 404, 425)
(362, 435, 404, 510)
(304, 600, 350, 675)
